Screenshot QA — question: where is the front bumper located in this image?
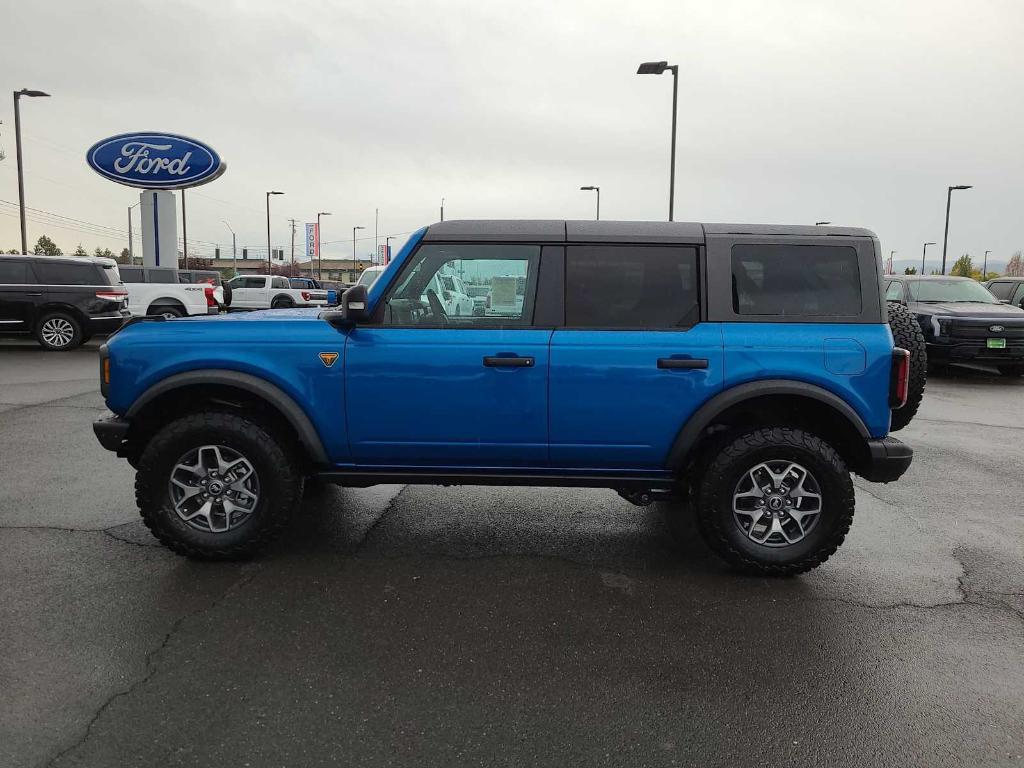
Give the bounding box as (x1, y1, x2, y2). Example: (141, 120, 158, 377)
(93, 414, 130, 455)
(859, 437, 913, 483)
(927, 340, 1024, 364)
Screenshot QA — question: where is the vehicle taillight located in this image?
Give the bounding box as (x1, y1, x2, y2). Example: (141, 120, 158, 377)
(95, 290, 127, 302)
(204, 286, 217, 307)
(301, 291, 311, 301)
(890, 348, 910, 409)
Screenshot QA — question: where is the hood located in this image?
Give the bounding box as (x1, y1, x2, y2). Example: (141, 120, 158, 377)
(910, 301, 1024, 319)
(179, 307, 324, 322)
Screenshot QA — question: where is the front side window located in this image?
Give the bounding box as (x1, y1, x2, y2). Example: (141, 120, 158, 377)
(32, 262, 100, 285)
(384, 243, 539, 326)
(0, 261, 29, 284)
(988, 281, 1014, 301)
(885, 281, 904, 301)
(732, 244, 861, 316)
(565, 245, 699, 328)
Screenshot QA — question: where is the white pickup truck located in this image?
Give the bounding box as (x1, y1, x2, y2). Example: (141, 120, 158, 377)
(225, 274, 329, 310)
(118, 265, 223, 319)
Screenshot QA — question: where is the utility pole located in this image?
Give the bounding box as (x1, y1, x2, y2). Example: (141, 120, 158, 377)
(289, 218, 297, 272)
(440, 197, 445, 222)
(181, 189, 188, 269)
(223, 221, 237, 276)
(983, 250, 991, 278)
(374, 208, 379, 265)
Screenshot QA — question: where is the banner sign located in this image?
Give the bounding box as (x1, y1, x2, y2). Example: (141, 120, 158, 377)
(305, 223, 319, 259)
(86, 132, 225, 189)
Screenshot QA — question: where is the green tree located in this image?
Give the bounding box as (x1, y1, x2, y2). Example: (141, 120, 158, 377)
(950, 254, 974, 277)
(903, 266, 917, 275)
(93, 247, 114, 259)
(6, 248, 20, 254)
(33, 235, 62, 256)
(73, 244, 89, 257)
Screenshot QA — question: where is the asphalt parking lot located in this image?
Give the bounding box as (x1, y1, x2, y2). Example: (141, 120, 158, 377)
(1, 338, 1022, 768)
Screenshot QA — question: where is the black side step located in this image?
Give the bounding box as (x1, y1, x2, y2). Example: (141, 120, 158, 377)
(313, 469, 676, 490)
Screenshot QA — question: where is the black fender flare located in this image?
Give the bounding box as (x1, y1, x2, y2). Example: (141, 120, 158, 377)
(125, 369, 328, 464)
(665, 379, 870, 469)
(271, 294, 295, 306)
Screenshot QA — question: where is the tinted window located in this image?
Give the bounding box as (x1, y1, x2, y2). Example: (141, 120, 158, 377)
(385, 243, 540, 326)
(241, 277, 266, 288)
(0, 261, 29, 284)
(988, 281, 1015, 300)
(565, 245, 699, 328)
(145, 269, 177, 284)
(119, 266, 144, 283)
(732, 244, 861, 316)
(33, 261, 100, 285)
(885, 281, 903, 301)
(272, 277, 289, 289)
(1013, 284, 1024, 307)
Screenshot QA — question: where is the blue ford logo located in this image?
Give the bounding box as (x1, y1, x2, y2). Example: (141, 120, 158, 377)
(86, 132, 225, 189)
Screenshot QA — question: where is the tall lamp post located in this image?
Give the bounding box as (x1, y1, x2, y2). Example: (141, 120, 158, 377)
(941, 185, 972, 275)
(440, 197, 445, 222)
(580, 186, 600, 220)
(921, 242, 936, 275)
(385, 236, 395, 265)
(352, 226, 365, 282)
(317, 211, 331, 280)
(265, 191, 283, 273)
(636, 61, 678, 221)
(128, 201, 141, 264)
(983, 250, 991, 278)
(222, 220, 237, 276)
(889, 250, 897, 275)
(13, 88, 50, 254)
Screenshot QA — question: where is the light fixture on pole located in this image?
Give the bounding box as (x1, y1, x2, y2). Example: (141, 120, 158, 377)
(352, 225, 365, 281)
(13, 88, 50, 254)
(941, 185, 972, 275)
(265, 191, 283, 273)
(815, 221, 831, 226)
(921, 242, 936, 275)
(317, 211, 331, 280)
(580, 186, 600, 220)
(440, 197, 445, 222)
(222, 220, 237, 276)
(636, 61, 678, 221)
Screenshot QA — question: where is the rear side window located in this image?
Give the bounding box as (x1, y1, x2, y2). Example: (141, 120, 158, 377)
(32, 261, 101, 285)
(732, 244, 861, 316)
(565, 245, 699, 328)
(988, 281, 1015, 300)
(0, 261, 29, 284)
(272, 277, 289, 289)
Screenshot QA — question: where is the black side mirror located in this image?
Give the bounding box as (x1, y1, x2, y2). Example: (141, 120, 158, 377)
(323, 284, 370, 329)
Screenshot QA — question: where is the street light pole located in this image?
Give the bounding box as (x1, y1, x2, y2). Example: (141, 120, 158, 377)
(317, 212, 331, 281)
(374, 208, 379, 265)
(580, 186, 600, 220)
(265, 191, 283, 274)
(440, 197, 445, 222)
(921, 242, 936, 275)
(13, 88, 50, 254)
(385, 236, 395, 265)
(352, 225, 365, 281)
(889, 250, 897, 275)
(636, 62, 678, 221)
(941, 185, 972, 275)
(128, 202, 140, 264)
(815, 221, 831, 226)
(983, 250, 991, 278)
(222, 221, 237, 276)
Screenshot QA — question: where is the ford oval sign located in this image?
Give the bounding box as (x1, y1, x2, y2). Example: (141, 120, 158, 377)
(86, 132, 225, 189)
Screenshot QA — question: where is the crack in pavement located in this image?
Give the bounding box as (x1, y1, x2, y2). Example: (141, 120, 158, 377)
(43, 563, 264, 768)
(353, 485, 410, 553)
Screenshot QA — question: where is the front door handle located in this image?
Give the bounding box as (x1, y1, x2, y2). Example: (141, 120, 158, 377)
(657, 357, 708, 370)
(483, 356, 534, 368)
(25, 292, 43, 297)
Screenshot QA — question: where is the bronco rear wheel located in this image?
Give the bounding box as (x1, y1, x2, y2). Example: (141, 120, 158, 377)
(135, 411, 303, 560)
(887, 301, 926, 431)
(694, 427, 855, 576)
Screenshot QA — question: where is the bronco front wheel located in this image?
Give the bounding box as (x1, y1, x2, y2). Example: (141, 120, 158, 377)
(135, 411, 303, 559)
(695, 427, 855, 576)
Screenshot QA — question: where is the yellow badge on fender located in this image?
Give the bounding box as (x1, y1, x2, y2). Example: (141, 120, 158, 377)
(318, 352, 339, 368)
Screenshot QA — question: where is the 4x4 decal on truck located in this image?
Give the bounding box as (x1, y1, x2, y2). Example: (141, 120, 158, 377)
(318, 352, 339, 368)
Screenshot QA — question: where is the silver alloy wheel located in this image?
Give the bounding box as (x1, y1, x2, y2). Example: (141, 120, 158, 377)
(160, 310, 179, 320)
(732, 460, 822, 547)
(40, 317, 76, 348)
(168, 445, 260, 533)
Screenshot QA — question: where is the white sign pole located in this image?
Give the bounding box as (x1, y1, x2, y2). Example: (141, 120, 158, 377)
(139, 190, 178, 270)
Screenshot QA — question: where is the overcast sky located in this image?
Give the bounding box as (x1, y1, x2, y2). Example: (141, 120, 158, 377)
(1, 0, 1022, 268)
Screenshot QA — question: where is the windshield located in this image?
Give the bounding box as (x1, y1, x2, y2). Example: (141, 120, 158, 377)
(357, 268, 382, 287)
(907, 279, 999, 303)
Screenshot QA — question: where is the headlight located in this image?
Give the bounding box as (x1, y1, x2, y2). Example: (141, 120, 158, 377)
(930, 316, 952, 336)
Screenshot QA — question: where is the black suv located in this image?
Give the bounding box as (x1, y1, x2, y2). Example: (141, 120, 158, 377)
(985, 277, 1024, 310)
(0, 254, 129, 350)
(885, 275, 1024, 375)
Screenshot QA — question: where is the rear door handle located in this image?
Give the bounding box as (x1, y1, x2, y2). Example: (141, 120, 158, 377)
(657, 357, 708, 370)
(483, 356, 534, 368)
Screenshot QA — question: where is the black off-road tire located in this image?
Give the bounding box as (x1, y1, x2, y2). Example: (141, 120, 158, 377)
(35, 311, 84, 351)
(271, 296, 294, 310)
(887, 301, 927, 432)
(695, 427, 855, 576)
(149, 304, 184, 319)
(135, 411, 303, 560)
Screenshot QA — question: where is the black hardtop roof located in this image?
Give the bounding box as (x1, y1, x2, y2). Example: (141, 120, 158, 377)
(422, 219, 876, 243)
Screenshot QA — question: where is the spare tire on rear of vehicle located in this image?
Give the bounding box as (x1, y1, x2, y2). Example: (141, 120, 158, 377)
(221, 282, 232, 307)
(887, 301, 926, 432)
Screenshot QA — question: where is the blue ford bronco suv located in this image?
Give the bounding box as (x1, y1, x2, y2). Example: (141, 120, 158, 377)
(93, 220, 923, 575)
